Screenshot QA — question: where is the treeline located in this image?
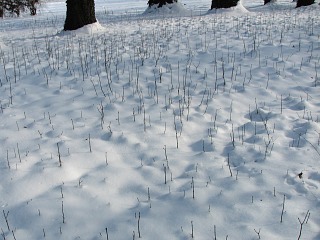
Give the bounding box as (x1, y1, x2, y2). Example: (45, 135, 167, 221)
(149, 0, 316, 9)
(1, 0, 316, 19)
(0, 0, 39, 17)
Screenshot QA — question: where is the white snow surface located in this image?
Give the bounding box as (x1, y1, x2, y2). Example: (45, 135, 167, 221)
(0, 0, 320, 240)
(60, 21, 106, 35)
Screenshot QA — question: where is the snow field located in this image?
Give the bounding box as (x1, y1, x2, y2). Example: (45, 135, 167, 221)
(0, 1, 320, 240)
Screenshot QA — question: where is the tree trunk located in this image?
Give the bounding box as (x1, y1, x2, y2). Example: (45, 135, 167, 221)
(28, 0, 38, 15)
(64, 0, 97, 31)
(0, 5, 3, 18)
(296, 0, 314, 7)
(211, 0, 239, 9)
(148, 0, 177, 8)
(264, 0, 272, 4)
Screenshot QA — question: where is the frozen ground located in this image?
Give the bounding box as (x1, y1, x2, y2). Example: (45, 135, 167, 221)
(0, 1, 320, 239)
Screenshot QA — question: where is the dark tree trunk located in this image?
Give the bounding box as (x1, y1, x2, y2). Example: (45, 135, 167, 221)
(0, 6, 3, 18)
(264, 0, 272, 4)
(296, 0, 314, 7)
(64, 0, 97, 31)
(28, 0, 38, 15)
(148, 0, 177, 8)
(211, 0, 239, 9)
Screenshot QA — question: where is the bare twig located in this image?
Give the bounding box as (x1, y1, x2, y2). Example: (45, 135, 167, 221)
(297, 210, 310, 240)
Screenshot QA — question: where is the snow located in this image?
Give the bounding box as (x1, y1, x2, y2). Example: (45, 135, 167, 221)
(0, 0, 320, 240)
(208, 0, 249, 14)
(60, 21, 106, 35)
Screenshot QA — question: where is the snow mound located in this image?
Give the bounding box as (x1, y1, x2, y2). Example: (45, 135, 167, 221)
(143, 2, 191, 16)
(208, 0, 249, 14)
(59, 21, 106, 36)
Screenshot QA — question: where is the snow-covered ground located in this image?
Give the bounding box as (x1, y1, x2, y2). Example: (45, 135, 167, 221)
(0, 1, 320, 239)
